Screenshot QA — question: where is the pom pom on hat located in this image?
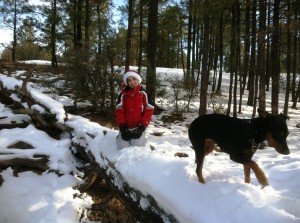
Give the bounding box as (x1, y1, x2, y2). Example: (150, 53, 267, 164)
(123, 70, 142, 86)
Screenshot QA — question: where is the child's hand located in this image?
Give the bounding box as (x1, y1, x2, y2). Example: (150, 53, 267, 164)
(119, 124, 132, 141)
(121, 129, 132, 141)
(132, 125, 146, 139)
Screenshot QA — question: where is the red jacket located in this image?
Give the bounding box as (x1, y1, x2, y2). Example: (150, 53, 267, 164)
(116, 85, 154, 128)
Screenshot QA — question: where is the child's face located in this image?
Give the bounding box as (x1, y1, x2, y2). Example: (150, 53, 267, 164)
(127, 76, 139, 88)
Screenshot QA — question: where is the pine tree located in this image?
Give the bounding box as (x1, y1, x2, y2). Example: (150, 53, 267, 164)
(0, 0, 32, 62)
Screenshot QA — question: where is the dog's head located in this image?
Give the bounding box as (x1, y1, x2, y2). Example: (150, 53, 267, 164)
(258, 109, 290, 155)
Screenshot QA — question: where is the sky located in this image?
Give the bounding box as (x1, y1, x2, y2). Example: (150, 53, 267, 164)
(0, 63, 300, 223)
(0, 29, 12, 46)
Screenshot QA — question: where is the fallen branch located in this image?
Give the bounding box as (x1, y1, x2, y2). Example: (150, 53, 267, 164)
(0, 156, 49, 175)
(0, 87, 24, 109)
(0, 122, 29, 129)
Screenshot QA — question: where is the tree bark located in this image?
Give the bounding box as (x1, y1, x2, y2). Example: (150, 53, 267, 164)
(271, 0, 281, 115)
(199, 1, 210, 116)
(239, 0, 250, 113)
(51, 0, 58, 67)
(138, 0, 144, 73)
(12, 0, 17, 62)
(247, 0, 256, 107)
(0, 157, 49, 174)
(216, 11, 224, 93)
(284, 0, 291, 115)
(146, 0, 159, 106)
(257, 0, 266, 111)
(125, 0, 134, 72)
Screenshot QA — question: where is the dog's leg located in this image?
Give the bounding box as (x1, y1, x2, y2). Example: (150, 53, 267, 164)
(205, 139, 215, 155)
(244, 161, 269, 186)
(195, 149, 206, 183)
(243, 164, 251, 183)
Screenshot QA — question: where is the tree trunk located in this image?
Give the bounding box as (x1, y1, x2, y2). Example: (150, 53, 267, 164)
(265, 1, 271, 91)
(284, 0, 291, 115)
(77, 0, 83, 49)
(271, 0, 280, 114)
(291, 32, 297, 104)
(146, 0, 158, 105)
(291, 11, 299, 108)
(216, 11, 224, 93)
(12, 0, 17, 62)
(292, 81, 300, 109)
(227, 2, 237, 116)
(239, 0, 250, 113)
(138, 0, 143, 73)
(51, 0, 58, 67)
(247, 0, 257, 106)
(125, 0, 134, 72)
(186, 0, 193, 79)
(199, 1, 210, 116)
(257, 0, 266, 111)
(234, 1, 241, 117)
(73, 0, 83, 67)
(84, 0, 90, 61)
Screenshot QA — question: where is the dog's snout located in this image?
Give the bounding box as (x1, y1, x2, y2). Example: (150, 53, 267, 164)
(273, 142, 290, 155)
(278, 144, 290, 155)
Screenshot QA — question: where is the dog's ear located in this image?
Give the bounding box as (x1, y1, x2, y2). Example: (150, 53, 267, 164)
(279, 113, 290, 121)
(257, 108, 269, 118)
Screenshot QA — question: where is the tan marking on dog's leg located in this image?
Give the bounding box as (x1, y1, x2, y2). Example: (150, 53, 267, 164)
(196, 154, 205, 184)
(243, 164, 251, 183)
(245, 161, 269, 186)
(205, 139, 215, 155)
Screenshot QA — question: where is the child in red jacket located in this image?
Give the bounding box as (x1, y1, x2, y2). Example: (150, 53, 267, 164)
(115, 70, 154, 150)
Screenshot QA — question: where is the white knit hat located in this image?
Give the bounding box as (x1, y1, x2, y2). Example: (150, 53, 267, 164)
(123, 70, 142, 86)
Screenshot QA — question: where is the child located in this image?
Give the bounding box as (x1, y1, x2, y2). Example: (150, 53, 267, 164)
(115, 70, 154, 150)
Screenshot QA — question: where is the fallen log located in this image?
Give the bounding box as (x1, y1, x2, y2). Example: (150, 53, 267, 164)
(0, 156, 49, 175)
(98, 154, 179, 223)
(0, 87, 24, 109)
(0, 122, 29, 129)
(74, 143, 178, 223)
(0, 115, 31, 130)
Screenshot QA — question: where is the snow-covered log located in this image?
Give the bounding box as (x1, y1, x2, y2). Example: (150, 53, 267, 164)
(73, 142, 178, 223)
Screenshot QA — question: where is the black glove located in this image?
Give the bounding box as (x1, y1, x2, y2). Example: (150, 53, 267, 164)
(132, 124, 146, 139)
(119, 124, 132, 141)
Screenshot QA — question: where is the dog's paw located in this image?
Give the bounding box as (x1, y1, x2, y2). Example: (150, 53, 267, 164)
(261, 184, 269, 189)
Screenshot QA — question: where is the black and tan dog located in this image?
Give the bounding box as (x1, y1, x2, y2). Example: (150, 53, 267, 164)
(188, 109, 290, 186)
